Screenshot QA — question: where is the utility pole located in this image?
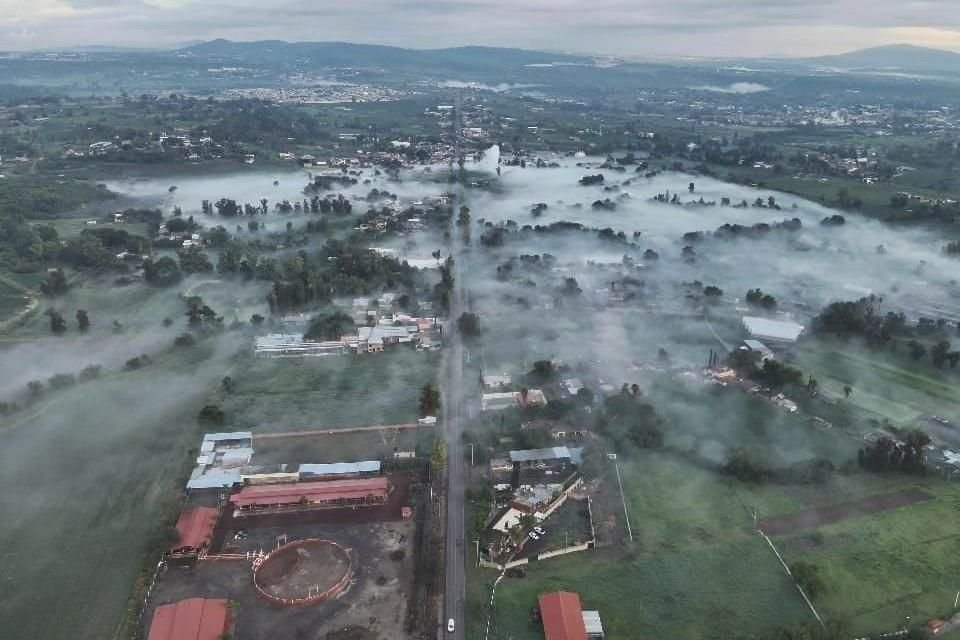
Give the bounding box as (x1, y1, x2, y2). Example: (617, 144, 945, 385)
(469, 443, 474, 466)
(475, 539, 480, 567)
(954, 590, 959, 609)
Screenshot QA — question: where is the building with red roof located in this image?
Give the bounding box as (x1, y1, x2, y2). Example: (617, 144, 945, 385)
(168, 507, 219, 556)
(229, 477, 389, 513)
(147, 598, 231, 640)
(538, 592, 587, 640)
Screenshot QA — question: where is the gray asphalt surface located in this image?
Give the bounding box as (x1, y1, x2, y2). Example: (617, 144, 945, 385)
(442, 242, 467, 640)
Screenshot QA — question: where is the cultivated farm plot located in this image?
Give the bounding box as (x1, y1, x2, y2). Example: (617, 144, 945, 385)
(222, 349, 440, 431)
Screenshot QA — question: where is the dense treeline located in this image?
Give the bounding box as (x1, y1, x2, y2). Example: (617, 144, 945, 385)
(814, 296, 960, 368)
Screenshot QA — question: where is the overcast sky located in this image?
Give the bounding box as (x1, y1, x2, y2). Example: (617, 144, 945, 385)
(2, 0, 960, 58)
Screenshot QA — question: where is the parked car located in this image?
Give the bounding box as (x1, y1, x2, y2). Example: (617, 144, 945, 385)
(528, 531, 540, 540)
(533, 526, 545, 535)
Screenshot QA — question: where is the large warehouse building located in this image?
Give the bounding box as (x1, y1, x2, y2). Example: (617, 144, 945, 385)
(229, 477, 389, 513)
(147, 598, 231, 640)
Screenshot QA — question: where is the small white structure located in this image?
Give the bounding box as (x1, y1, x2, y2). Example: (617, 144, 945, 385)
(482, 374, 512, 391)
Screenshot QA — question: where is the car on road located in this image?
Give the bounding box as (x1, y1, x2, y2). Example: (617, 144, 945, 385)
(447, 618, 456, 633)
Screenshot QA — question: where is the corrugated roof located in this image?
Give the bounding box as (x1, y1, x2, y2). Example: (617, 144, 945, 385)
(147, 598, 229, 640)
(299, 461, 381, 476)
(582, 610, 604, 636)
(742, 316, 804, 342)
(202, 431, 252, 443)
(186, 467, 242, 490)
(510, 447, 571, 463)
(171, 507, 218, 552)
(539, 592, 587, 640)
(229, 477, 388, 508)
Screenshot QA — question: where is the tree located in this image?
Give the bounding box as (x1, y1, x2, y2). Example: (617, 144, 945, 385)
(457, 312, 480, 338)
(178, 246, 214, 273)
(790, 561, 825, 599)
(757, 359, 803, 390)
(688, 182, 695, 193)
(304, 311, 354, 341)
(76, 309, 90, 332)
(222, 376, 235, 394)
(430, 438, 447, 476)
(530, 360, 556, 381)
(908, 340, 927, 361)
(704, 285, 723, 299)
(45, 309, 67, 334)
(419, 383, 441, 417)
(143, 256, 182, 286)
(843, 384, 852, 399)
(173, 333, 196, 347)
(40, 268, 68, 296)
(250, 313, 265, 327)
(198, 404, 225, 425)
(931, 340, 951, 368)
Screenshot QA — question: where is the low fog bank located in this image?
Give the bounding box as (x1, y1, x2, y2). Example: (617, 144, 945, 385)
(0, 331, 246, 640)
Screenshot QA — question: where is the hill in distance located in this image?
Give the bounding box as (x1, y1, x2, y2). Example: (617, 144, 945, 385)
(806, 44, 960, 75)
(181, 39, 591, 71)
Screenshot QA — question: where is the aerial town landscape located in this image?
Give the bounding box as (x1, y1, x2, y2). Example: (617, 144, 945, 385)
(3, 5, 960, 640)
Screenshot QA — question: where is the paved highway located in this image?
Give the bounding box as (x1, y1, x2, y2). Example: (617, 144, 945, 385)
(442, 240, 467, 640)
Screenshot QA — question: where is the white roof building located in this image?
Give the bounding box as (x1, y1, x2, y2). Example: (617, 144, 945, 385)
(742, 316, 805, 343)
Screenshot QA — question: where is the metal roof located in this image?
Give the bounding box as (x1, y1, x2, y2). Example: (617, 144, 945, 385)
(171, 507, 218, 552)
(742, 316, 804, 342)
(538, 592, 587, 640)
(510, 447, 572, 463)
(202, 431, 252, 444)
(229, 477, 388, 507)
(186, 467, 242, 490)
(582, 611, 604, 636)
(298, 461, 381, 476)
(147, 598, 229, 640)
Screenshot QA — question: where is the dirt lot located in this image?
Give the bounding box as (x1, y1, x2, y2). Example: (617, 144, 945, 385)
(759, 488, 933, 535)
(146, 517, 417, 640)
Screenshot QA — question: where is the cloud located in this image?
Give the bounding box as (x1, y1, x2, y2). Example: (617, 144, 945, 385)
(0, 0, 957, 56)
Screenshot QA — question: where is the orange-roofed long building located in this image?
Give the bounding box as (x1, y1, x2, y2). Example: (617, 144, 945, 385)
(229, 477, 389, 513)
(147, 598, 231, 640)
(538, 591, 588, 640)
(169, 506, 219, 556)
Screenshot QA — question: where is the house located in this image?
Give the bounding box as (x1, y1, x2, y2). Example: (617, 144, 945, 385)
(482, 374, 512, 391)
(743, 339, 775, 362)
(510, 446, 579, 469)
(481, 389, 547, 411)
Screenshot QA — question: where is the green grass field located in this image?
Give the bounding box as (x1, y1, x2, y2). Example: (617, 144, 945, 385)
(220, 349, 440, 431)
(790, 338, 960, 426)
(779, 481, 960, 634)
(0, 278, 31, 322)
